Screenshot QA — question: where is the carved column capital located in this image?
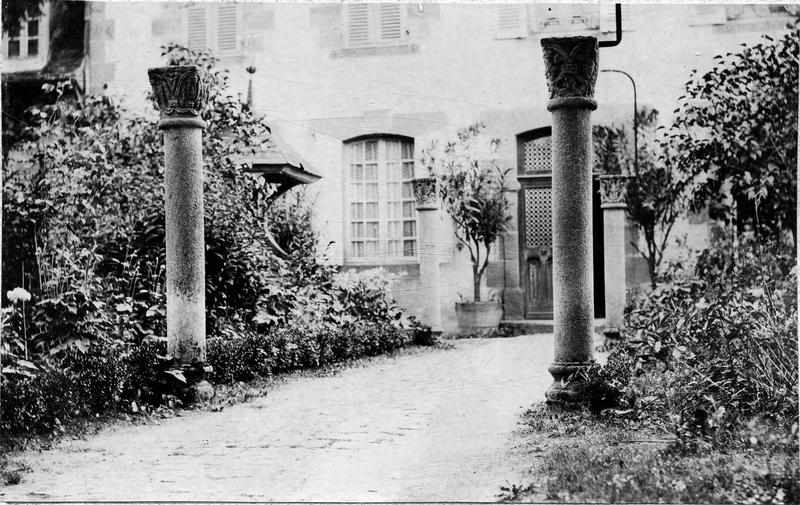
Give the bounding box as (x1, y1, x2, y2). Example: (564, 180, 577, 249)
(148, 66, 210, 127)
(541, 36, 599, 111)
(412, 177, 439, 211)
(599, 174, 629, 208)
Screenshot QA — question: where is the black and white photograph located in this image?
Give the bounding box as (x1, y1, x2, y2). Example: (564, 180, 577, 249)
(0, 1, 798, 502)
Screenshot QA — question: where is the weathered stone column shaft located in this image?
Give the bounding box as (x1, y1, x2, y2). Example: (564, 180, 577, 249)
(551, 107, 594, 364)
(163, 121, 206, 362)
(541, 36, 599, 405)
(148, 66, 210, 365)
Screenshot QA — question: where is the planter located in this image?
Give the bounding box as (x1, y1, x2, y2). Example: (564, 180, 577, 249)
(455, 301, 503, 332)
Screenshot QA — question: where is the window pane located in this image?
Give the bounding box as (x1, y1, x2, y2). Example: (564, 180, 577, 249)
(402, 161, 414, 179)
(350, 143, 363, 162)
(8, 40, 20, 57)
(388, 221, 400, 238)
(365, 183, 378, 200)
(387, 202, 399, 219)
(386, 140, 400, 160)
(365, 141, 377, 161)
(403, 201, 414, 218)
(351, 164, 363, 180)
(352, 222, 364, 237)
(385, 162, 400, 180)
(401, 142, 414, 159)
(386, 182, 398, 199)
(351, 203, 363, 219)
(365, 202, 378, 219)
(388, 240, 400, 257)
(365, 241, 379, 255)
(8, 25, 20, 37)
(404, 240, 416, 257)
(27, 39, 37, 56)
(402, 182, 413, 198)
(364, 163, 377, 180)
(403, 221, 416, 237)
(352, 241, 364, 257)
(366, 222, 379, 238)
(27, 20, 38, 36)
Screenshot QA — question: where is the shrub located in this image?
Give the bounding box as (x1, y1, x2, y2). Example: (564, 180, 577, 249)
(593, 238, 798, 448)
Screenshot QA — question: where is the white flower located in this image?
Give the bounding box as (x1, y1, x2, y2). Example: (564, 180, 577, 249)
(6, 287, 31, 304)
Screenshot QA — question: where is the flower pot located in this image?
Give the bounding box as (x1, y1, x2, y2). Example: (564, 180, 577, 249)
(455, 301, 503, 333)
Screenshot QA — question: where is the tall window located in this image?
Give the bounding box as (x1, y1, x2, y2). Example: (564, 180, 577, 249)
(4, 17, 41, 59)
(346, 137, 417, 261)
(186, 3, 241, 56)
(344, 3, 407, 48)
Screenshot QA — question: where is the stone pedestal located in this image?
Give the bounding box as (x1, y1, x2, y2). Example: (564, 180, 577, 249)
(600, 175, 629, 338)
(148, 66, 210, 378)
(412, 177, 442, 332)
(541, 36, 599, 406)
(501, 183, 524, 319)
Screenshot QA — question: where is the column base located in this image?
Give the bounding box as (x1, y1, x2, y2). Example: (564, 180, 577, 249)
(167, 362, 215, 404)
(545, 361, 593, 407)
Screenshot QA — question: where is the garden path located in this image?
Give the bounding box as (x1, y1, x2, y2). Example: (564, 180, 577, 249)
(2, 335, 555, 501)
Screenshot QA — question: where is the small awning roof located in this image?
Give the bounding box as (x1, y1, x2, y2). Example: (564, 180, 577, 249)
(2, 50, 84, 85)
(239, 134, 321, 186)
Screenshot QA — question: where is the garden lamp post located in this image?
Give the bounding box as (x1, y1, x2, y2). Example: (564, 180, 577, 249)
(600, 68, 638, 175)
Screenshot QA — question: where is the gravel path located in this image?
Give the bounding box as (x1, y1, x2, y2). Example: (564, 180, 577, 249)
(2, 335, 554, 501)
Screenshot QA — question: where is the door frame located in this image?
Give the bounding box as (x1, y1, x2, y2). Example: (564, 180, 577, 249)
(516, 127, 606, 319)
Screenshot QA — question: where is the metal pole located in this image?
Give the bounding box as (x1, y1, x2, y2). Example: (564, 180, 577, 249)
(600, 69, 637, 176)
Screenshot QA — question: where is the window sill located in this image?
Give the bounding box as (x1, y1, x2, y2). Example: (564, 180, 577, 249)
(331, 43, 419, 58)
(340, 262, 420, 277)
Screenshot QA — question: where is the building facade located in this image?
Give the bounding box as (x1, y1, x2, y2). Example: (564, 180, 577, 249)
(3, 2, 794, 333)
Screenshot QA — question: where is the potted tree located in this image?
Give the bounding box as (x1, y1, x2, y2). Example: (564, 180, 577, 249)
(423, 123, 512, 332)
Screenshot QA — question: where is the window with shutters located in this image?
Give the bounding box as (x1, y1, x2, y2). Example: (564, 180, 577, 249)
(185, 3, 242, 56)
(495, 4, 528, 39)
(345, 137, 417, 262)
(343, 3, 408, 48)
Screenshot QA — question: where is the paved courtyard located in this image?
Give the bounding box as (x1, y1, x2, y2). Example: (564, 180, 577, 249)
(2, 335, 555, 501)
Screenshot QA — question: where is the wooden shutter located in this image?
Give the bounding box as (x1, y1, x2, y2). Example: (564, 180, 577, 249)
(216, 4, 239, 53)
(496, 4, 527, 39)
(346, 4, 370, 47)
(379, 4, 402, 43)
(187, 5, 206, 50)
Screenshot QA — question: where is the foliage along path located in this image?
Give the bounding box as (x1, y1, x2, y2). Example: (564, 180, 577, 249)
(2, 336, 555, 501)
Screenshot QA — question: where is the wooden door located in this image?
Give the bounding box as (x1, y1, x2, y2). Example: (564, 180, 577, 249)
(517, 128, 605, 319)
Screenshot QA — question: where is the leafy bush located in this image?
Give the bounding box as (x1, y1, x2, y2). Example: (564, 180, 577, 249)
(590, 237, 797, 451)
(668, 24, 799, 244)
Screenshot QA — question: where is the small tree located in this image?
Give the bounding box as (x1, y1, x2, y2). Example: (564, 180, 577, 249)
(668, 23, 798, 247)
(594, 109, 683, 289)
(422, 123, 512, 302)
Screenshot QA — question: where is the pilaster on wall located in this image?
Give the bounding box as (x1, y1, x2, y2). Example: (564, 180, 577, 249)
(500, 179, 524, 319)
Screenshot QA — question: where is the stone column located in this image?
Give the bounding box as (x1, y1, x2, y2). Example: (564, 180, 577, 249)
(600, 175, 628, 339)
(541, 36, 599, 406)
(501, 181, 524, 320)
(412, 177, 442, 332)
(148, 66, 211, 389)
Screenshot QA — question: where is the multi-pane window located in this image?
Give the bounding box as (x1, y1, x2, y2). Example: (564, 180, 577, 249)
(5, 17, 41, 59)
(347, 138, 417, 261)
(344, 3, 407, 48)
